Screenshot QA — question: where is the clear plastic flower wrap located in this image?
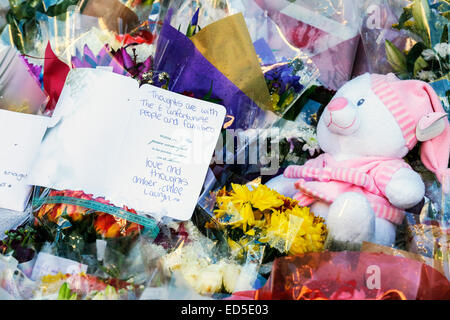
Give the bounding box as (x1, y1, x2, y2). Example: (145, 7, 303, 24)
(360, 0, 449, 83)
(20, 9, 157, 115)
(0, 254, 37, 299)
(229, 251, 450, 300)
(2, 186, 162, 299)
(0, 0, 149, 54)
(1, 0, 157, 73)
(151, 218, 267, 297)
(0, 45, 50, 248)
(152, 0, 319, 129)
(245, 0, 363, 91)
(0, 46, 48, 114)
(359, 0, 414, 75)
(192, 180, 329, 289)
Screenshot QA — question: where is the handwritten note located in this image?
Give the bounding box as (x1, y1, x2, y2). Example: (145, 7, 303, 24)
(30, 252, 88, 281)
(0, 110, 49, 212)
(28, 68, 226, 220)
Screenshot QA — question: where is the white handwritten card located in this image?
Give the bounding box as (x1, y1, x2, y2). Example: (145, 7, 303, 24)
(28, 68, 226, 220)
(0, 110, 49, 212)
(30, 252, 88, 281)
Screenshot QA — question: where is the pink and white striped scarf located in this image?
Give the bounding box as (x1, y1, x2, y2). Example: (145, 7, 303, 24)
(284, 153, 412, 225)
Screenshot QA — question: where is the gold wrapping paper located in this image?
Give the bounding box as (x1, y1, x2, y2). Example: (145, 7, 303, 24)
(190, 13, 273, 111)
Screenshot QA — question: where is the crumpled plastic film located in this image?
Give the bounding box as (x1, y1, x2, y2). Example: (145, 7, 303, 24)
(0, 46, 48, 114)
(253, 0, 363, 90)
(164, 0, 320, 116)
(231, 251, 450, 300)
(359, 0, 416, 75)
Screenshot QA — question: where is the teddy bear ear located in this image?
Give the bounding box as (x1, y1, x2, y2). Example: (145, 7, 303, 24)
(416, 112, 448, 142)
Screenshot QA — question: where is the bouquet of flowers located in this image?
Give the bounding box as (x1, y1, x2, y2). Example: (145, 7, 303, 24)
(229, 251, 450, 300)
(1, 0, 449, 302)
(385, 0, 449, 82)
(203, 183, 328, 267)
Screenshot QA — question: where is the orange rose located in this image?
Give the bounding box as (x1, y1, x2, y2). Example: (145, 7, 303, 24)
(35, 190, 94, 223)
(94, 208, 142, 238)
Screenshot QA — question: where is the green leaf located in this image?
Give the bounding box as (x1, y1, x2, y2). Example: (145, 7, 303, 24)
(406, 42, 427, 73)
(412, 0, 432, 47)
(46, 0, 80, 17)
(413, 56, 428, 76)
(441, 24, 448, 44)
(385, 40, 408, 73)
(397, 7, 413, 29)
(57, 283, 70, 300)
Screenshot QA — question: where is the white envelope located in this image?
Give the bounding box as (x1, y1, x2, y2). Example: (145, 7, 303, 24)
(0, 109, 49, 212)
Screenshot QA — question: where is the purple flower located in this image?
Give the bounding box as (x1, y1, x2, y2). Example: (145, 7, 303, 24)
(113, 47, 152, 80)
(264, 62, 304, 95)
(72, 44, 120, 73)
(20, 55, 43, 87)
(186, 8, 200, 37)
(71, 44, 153, 80)
(191, 8, 200, 27)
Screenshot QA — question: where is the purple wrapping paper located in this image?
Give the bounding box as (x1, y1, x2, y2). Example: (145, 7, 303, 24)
(154, 13, 274, 130)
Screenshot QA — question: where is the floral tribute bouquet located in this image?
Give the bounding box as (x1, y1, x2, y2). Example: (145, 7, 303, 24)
(380, 1, 449, 274)
(153, 3, 319, 130)
(0, 225, 37, 264)
(0, 186, 161, 300)
(206, 184, 327, 260)
(229, 251, 450, 300)
(171, 182, 327, 297)
(385, 0, 449, 83)
(1, 0, 449, 301)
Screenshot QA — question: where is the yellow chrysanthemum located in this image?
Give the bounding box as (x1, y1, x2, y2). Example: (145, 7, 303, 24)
(247, 184, 284, 211)
(213, 184, 284, 231)
(228, 183, 284, 211)
(210, 183, 327, 257)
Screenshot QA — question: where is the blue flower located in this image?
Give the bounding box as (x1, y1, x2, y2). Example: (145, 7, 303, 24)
(191, 8, 200, 27)
(265, 63, 303, 96)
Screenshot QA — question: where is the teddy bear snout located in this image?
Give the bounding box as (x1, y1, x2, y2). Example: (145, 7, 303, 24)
(327, 97, 348, 111)
(323, 97, 360, 135)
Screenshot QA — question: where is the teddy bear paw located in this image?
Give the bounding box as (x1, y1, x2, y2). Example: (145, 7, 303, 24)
(326, 192, 375, 244)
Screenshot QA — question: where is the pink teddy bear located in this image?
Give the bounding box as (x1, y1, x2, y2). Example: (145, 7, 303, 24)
(267, 73, 450, 247)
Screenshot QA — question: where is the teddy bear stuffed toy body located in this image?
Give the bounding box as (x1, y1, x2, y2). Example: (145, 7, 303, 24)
(267, 73, 450, 247)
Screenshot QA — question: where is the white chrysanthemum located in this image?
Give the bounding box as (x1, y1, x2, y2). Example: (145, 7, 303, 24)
(220, 262, 242, 293)
(160, 243, 210, 275)
(159, 223, 259, 296)
(231, 263, 259, 292)
(300, 128, 321, 156)
(417, 70, 436, 81)
(422, 48, 437, 61)
(175, 264, 203, 290)
(182, 220, 205, 242)
(434, 43, 449, 59)
(193, 264, 224, 295)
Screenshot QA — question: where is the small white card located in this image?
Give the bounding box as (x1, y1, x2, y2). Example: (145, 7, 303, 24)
(0, 110, 49, 212)
(28, 68, 226, 220)
(30, 252, 88, 281)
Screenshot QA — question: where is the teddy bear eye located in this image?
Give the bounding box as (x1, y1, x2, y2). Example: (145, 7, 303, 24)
(357, 99, 365, 106)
